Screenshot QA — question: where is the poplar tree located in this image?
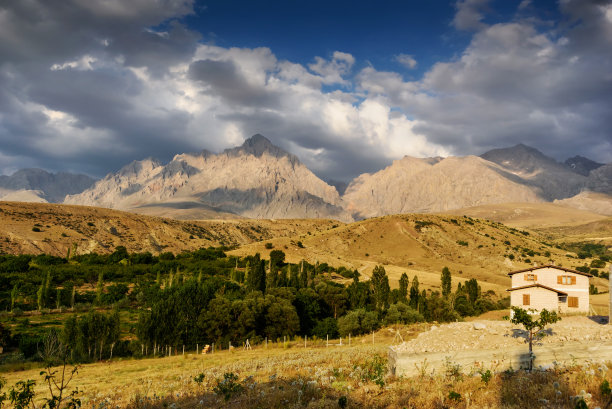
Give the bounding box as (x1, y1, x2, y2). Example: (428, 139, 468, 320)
(289, 264, 300, 288)
(399, 273, 409, 302)
(441, 267, 452, 298)
(95, 271, 104, 305)
(409, 276, 420, 310)
(10, 284, 18, 312)
(37, 280, 45, 311)
(247, 254, 266, 293)
(300, 261, 308, 288)
(371, 265, 390, 311)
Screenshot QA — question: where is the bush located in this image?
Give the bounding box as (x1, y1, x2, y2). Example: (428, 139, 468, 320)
(338, 309, 379, 337)
(213, 372, 243, 401)
(384, 302, 424, 325)
(311, 317, 339, 339)
(31, 227, 41, 232)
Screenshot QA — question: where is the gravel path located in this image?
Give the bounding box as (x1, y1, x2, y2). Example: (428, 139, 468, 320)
(392, 316, 612, 354)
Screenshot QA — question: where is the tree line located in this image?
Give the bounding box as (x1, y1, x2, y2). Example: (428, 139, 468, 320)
(0, 247, 506, 362)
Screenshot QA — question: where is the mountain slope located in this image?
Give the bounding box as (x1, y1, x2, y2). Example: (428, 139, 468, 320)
(0, 168, 96, 202)
(65, 135, 351, 221)
(480, 144, 588, 200)
(565, 155, 604, 176)
(342, 155, 541, 219)
(0, 201, 340, 256)
(230, 213, 609, 293)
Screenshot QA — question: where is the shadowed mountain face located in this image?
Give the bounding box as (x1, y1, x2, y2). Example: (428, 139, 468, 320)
(565, 155, 604, 176)
(0, 168, 96, 202)
(479, 144, 589, 200)
(65, 135, 350, 221)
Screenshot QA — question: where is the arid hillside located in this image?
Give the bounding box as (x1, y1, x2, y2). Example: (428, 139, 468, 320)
(443, 202, 612, 246)
(2, 201, 609, 296)
(230, 213, 610, 294)
(0, 201, 340, 256)
(443, 202, 608, 229)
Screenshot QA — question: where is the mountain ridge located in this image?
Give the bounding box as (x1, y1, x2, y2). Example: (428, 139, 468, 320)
(4, 137, 611, 220)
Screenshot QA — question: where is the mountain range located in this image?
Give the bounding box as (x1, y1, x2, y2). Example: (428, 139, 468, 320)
(2, 135, 611, 220)
(0, 168, 95, 203)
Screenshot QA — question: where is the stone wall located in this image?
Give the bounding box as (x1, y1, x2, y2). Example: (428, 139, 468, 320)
(389, 340, 612, 377)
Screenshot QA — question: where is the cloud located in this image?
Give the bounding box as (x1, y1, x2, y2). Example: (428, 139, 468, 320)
(0, 0, 611, 184)
(394, 54, 418, 69)
(453, 0, 490, 31)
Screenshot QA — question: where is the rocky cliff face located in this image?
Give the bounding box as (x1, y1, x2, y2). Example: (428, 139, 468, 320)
(65, 135, 350, 221)
(0, 168, 96, 202)
(343, 155, 542, 220)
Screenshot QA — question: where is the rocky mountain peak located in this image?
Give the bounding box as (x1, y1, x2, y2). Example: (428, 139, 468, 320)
(115, 158, 162, 178)
(225, 134, 298, 163)
(480, 143, 557, 173)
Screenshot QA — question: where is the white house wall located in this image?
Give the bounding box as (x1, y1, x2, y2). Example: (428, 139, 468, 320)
(510, 267, 590, 314)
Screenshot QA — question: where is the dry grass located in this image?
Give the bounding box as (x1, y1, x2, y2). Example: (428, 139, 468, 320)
(0, 201, 339, 256)
(3, 323, 612, 409)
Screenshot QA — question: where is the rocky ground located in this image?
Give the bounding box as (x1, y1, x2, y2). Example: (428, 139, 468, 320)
(392, 316, 612, 354)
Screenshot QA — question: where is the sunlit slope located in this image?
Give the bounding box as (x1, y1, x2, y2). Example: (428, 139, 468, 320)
(0, 201, 340, 256)
(230, 213, 609, 294)
(443, 202, 608, 228)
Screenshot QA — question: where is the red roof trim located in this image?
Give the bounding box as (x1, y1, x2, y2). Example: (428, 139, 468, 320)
(507, 264, 593, 277)
(506, 283, 568, 295)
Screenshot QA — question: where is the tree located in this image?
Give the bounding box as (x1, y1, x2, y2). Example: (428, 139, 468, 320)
(95, 271, 104, 305)
(269, 250, 285, 270)
(409, 276, 420, 310)
(371, 265, 390, 311)
(37, 281, 45, 311)
(289, 265, 300, 288)
(246, 254, 266, 293)
(10, 284, 18, 312)
(300, 261, 308, 288)
(107, 310, 121, 359)
(398, 273, 409, 302)
(507, 307, 560, 371)
(465, 278, 481, 305)
(441, 267, 451, 298)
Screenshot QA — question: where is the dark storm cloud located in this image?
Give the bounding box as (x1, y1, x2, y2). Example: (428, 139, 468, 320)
(0, 0, 611, 182)
(189, 59, 281, 108)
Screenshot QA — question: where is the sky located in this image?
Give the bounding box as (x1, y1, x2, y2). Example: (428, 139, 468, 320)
(0, 0, 611, 182)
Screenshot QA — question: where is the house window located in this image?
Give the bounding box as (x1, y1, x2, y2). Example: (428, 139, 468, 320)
(526, 273, 537, 281)
(557, 275, 576, 285)
(523, 294, 530, 306)
(568, 297, 579, 308)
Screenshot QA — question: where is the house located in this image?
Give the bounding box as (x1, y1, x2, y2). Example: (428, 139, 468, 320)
(507, 264, 592, 314)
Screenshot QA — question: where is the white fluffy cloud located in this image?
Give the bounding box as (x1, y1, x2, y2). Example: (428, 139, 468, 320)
(0, 0, 610, 182)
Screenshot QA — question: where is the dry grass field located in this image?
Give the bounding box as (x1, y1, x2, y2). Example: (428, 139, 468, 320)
(2, 322, 612, 409)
